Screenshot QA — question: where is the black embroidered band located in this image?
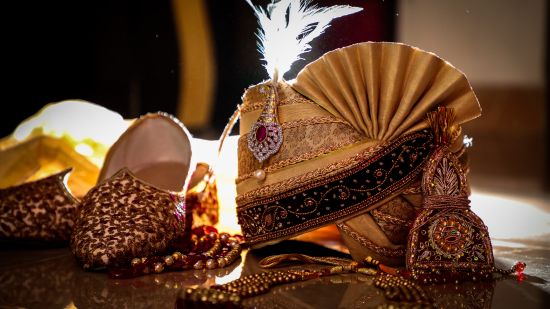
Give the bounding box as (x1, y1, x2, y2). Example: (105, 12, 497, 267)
(238, 130, 434, 246)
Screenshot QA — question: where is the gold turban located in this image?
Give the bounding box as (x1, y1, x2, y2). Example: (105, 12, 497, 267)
(236, 42, 481, 264)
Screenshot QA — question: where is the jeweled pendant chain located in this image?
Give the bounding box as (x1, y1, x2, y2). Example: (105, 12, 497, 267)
(177, 265, 378, 308)
(176, 255, 428, 308)
(176, 253, 526, 308)
(247, 82, 283, 176)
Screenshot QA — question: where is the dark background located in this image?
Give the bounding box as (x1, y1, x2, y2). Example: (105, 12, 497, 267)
(1, 0, 395, 138)
(1, 0, 547, 192)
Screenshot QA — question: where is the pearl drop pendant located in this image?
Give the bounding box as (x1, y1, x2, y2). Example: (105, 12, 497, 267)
(254, 169, 266, 181)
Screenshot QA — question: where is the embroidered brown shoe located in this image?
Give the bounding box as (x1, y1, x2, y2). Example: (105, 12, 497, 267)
(71, 112, 193, 269)
(0, 168, 78, 243)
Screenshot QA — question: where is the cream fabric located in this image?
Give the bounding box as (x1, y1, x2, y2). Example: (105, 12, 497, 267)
(291, 42, 481, 141)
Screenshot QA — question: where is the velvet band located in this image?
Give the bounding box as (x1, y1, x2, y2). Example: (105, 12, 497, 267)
(238, 130, 434, 246)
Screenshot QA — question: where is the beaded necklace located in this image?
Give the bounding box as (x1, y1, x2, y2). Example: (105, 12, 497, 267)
(109, 226, 243, 279)
(176, 253, 525, 308)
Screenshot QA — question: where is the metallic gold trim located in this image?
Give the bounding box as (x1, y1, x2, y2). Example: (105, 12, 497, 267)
(238, 132, 430, 207)
(371, 209, 412, 226)
(236, 116, 354, 183)
(236, 140, 353, 183)
(241, 94, 314, 114)
(401, 184, 422, 195)
(281, 116, 349, 129)
(337, 223, 405, 257)
(236, 142, 384, 205)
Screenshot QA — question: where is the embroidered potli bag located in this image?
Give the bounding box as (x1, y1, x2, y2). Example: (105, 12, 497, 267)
(406, 107, 495, 283)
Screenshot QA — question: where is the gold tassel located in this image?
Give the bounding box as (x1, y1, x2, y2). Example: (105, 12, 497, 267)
(427, 106, 457, 146)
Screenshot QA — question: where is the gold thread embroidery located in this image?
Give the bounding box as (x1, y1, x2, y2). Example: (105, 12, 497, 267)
(401, 185, 422, 195)
(407, 142, 494, 274)
(238, 119, 363, 178)
(371, 209, 412, 226)
(280, 116, 349, 129)
(237, 143, 385, 205)
(237, 132, 431, 207)
(242, 164, 422, 247)
(237, 116, 350, 146)
(236, 139, 354, 183)
(241, 95, 314, 114)
(337, 223, 405, 257)
(237, 132, 433, 246)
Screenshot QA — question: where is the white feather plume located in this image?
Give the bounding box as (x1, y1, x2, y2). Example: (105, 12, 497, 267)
(246, 0, 363, 81)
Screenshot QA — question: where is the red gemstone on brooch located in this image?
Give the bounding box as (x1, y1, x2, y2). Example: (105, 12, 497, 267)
(255, 125, 267, 142)
(247, 121, 283, 163)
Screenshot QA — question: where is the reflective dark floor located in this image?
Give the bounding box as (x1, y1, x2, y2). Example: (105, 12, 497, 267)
(1, 237, 549, 309)
(2, 178, 550, 308)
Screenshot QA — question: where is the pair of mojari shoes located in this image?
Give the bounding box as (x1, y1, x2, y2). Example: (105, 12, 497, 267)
(0, 112, 208, 269)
